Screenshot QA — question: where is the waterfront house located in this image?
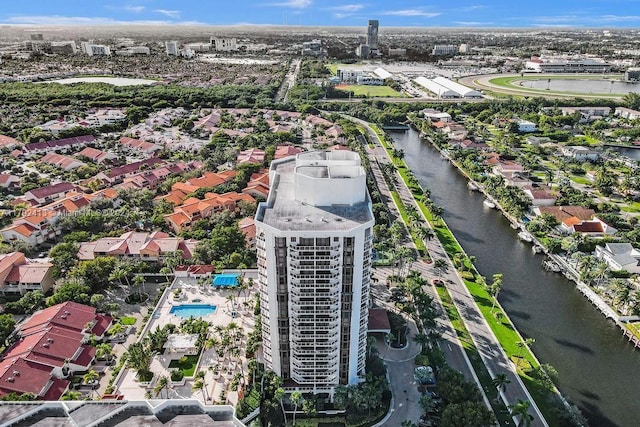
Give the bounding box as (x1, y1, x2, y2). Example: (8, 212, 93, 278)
(595, 243, 640, 274)
(614, 107, 640, 120)
(561, 146, 600, 162)
(523, 187, 557, 206)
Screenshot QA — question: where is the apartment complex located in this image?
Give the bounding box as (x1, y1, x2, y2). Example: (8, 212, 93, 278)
(255, 151, 374, 396)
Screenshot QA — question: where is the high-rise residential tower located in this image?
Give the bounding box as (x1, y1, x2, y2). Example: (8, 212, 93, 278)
(366, 20, 379, 52)
(255, 151, 375, 395)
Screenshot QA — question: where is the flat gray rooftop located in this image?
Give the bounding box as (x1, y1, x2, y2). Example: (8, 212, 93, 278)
(258, 158, 373, 232)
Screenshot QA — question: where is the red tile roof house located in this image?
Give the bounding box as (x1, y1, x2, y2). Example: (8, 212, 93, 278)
(21, 135, 96, 156)
(164, 192, 255, 233)
(0, 302, 112, 400)
(0, 134, 21, 150)
(523, 187, 557, 207)
(274, 145, 302, 160)
(75, 147, 117, 164)
(40, 153, 86, 171)
(237, 148, 266, 165)
(94, 158, 165, 185)
(1, 192, 96, 247)
(0, 357, 70, 400)
(174, 264, 215, 279)
(0, 173, 21, 190)
(0, 252, 55, 296)
(77, 231, 198, 262)
(119, 136, 162, 156)
(23, 182, 81, 206)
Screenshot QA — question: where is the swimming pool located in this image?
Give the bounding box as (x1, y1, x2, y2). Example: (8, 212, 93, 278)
(170, 304, 217, 318)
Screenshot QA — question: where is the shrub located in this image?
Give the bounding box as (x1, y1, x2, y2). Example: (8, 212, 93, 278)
(171, 370, 184, 382)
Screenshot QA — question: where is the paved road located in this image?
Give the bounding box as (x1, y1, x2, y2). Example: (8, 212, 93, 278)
(360, 120, 548, 427)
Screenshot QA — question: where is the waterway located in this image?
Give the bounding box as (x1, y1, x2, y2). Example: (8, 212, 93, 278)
(390, 129, 640, 427)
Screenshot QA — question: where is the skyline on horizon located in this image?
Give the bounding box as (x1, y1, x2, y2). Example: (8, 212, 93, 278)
(1, 0, 640, 28)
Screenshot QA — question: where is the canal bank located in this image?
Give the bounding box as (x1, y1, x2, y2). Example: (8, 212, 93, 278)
(390, 127, 640, 427)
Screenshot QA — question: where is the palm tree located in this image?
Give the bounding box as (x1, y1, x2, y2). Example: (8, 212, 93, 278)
(83, 369, 99, 398)
(492, 372, 511, 401)
(133, 274, 146, 294)
(516, 338, 536, 368)
(194, 370, 209, 402)
(274, 387, 287, 425)
(291, 391, 304, 426)
(489, 273, 503, 312)
(192, 379, 206, 402)
(96, 343, 114, 363)
(510, 399, 534, 427)
(413, 332, 430, 351)
(62, 390, 83, 401)
(125, 341, 154, 378)
(83, 369, 99, 386)
(154, 375, 170, 399)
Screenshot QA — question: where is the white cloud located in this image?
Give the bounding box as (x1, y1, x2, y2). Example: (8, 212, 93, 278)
(599, 15, 640, 22)
(154, 9, 181, 19)
(460, 5, 486, 12)
(267, 0, 312, 8)
(382, 9, 440, 18)
(454, 21, 493, 26)
(123, 5, 145, 13)
(2, 15, 202, 26)
(328, 4, 364, 12)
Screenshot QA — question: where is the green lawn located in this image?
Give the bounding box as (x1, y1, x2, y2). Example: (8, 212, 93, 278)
(168, 355, 198, 377)
(119, 316, 137, 326)
(335, 84, 403, 98)
(621, 201, 640, 213)
(569, 175, 592, 185)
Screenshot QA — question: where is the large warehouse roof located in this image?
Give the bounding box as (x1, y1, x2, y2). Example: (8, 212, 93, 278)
(373, 67, 393, 79)
(414, 77, 458, 98)
(433, 76, 482, 98)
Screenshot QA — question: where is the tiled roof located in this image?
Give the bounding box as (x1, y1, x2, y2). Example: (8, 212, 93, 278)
(0, 358, 55, 397)
(26, 182, 76, 200)
(90, 314, 113, 337)
(5, 263, 52, 284)
(20, 302, 97, 336)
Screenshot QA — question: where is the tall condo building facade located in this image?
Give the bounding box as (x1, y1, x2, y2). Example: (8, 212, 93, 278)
(255, 151, 375, 395)
(366, 20, 379, 51)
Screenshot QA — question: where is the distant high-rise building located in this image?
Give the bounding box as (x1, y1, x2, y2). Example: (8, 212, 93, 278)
(255, 150, 374, 395)
(366, 20, 379, 51)
(210, 37, 238, 52)
(431, 45, 458, 56)
(81, 42, 111, 57)
(30, 33, 44, 41)
(624, 68, 640, 82)
(165, 41, 179, 56)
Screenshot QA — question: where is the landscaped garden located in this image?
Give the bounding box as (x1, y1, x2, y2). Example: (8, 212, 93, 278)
(169, 355, 198, 377)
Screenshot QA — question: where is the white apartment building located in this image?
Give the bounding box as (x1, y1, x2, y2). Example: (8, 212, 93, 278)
(255, 151, 375, 396)
(165, 41, 179, 56)
(81, 42, 111, 57)
(211, 37, 238, 52)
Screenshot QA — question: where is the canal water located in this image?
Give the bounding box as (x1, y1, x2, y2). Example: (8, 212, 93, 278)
(390, 129, 640, 427)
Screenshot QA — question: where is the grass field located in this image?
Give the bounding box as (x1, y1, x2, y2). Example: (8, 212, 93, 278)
(335, 84, 403, 98)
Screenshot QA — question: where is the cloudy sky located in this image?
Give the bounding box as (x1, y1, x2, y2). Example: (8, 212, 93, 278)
(2, 0, 640, 27)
